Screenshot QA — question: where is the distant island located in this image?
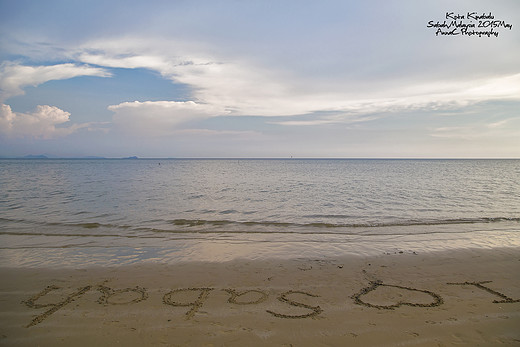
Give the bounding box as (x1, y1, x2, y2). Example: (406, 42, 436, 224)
(23, 155, 48, 159)
(0, 155, 110, 159)
(0, 155, 143, 159)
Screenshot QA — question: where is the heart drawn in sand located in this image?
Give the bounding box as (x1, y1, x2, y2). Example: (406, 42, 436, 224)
(351, 280, 444, 310)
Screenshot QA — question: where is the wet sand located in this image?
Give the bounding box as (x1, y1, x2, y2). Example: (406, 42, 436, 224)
(1, 247, 519, 346)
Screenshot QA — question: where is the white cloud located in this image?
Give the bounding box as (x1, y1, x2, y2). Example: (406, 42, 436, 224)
(109, 100, 228, 136)
(487, 118, 513, 128)
(79, 52, 168, 71)
(272, 119, 336, 126)
(176, 128, 263, 138)
(272, 114, 381, 127)
(431, 120, 520, 140)
(77, 38, 520, 122)
(78, 40, 298, 116)
(0, 62, 111, 101)
(6, 36, 512, 142)
(0, 103, 89, 139)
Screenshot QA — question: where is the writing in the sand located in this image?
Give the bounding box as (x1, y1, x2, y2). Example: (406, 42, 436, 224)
(426, 11, 513, 37)
(22, 280, 519, 327)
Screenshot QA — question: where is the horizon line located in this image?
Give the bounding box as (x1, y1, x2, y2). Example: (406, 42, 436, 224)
(1, 156, 519, 160)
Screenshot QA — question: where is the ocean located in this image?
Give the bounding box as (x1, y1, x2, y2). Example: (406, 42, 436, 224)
(1, 159, 519, 267)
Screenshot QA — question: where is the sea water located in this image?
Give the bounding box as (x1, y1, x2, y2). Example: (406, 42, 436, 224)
(1, 159, 519, 266)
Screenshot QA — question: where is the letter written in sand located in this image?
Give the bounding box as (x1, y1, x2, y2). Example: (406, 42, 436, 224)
(224, 289, 268, 305)
(351, 280, 444, 309)
(97, 285, 148, 305)
(266, 290, 322, 319)
(162, 287, 214, 320)
(22, 285, 92, 327)
(447, 281, 520, 303)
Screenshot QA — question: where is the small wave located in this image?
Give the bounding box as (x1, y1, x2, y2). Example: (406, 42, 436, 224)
(165, 217, 520, 229)
(0, 231, 156, 239)
(78, 223, 100, 229)
(1, 217, 518, 237)
(187, 194, 205, 200)
(219, 209, 238, 215)
(0, 217, 132, 230)
(167, 219, 294, 228)
(168, 219, 231, 227)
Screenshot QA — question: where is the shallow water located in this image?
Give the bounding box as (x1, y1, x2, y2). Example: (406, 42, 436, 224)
(1, 159, 519, 266)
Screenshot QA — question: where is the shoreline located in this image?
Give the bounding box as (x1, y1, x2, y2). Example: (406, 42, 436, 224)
(1, 247, 519, 346)
(2, 219, 519, 268)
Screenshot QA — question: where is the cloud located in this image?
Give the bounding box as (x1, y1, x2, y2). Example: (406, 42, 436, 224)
(109, 100, 228, 136)
(78, 40, 298, 116)
(0, 103, 90, 139)
(176, 128, 264, 138)
(3, 37, 518, 142)
(5, 33, 520, 122)
(77, 38, 520, 122)
(431, 119, 520, 140)
(272, 114, 381, 127)
(0, 62, 111, 101)
(487, 118, 514, 128)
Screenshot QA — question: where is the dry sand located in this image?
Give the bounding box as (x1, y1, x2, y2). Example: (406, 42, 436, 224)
(1, 247, 519, 346)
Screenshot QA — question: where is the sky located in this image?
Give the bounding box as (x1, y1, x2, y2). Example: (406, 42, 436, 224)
(0, 0, 519, 158)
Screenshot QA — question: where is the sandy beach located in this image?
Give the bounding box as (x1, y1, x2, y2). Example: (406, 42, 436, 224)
(1, 247, 519, 346)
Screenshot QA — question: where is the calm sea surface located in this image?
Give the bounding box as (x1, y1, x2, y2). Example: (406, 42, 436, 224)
(1, 159, 519, 266)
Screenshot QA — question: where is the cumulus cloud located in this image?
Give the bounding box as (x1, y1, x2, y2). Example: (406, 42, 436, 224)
(77, 38, 520, 122)
(0, 62, 111, 101)
(4, 37, 513, 140)
(79, 42, 297, 116)
(0, 103, 90, 139)
(109, 100, 228, 136)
